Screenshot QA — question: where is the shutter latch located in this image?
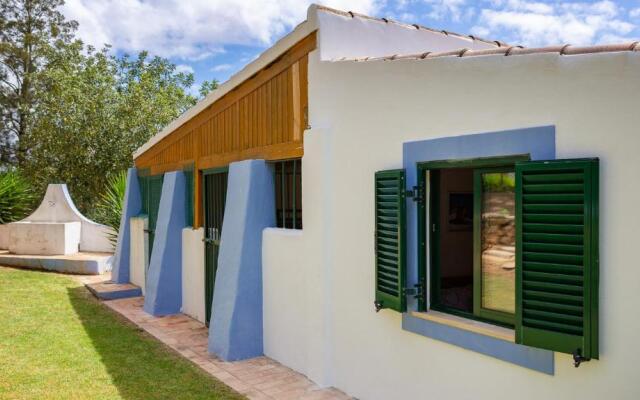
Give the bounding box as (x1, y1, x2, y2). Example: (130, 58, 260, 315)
(573, 349, 590, 368)
(405, 186, 424, 203)
(403, 282, 425, 302)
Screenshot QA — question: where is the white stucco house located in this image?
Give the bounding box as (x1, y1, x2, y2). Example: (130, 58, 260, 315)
(111, 5, 640, 399)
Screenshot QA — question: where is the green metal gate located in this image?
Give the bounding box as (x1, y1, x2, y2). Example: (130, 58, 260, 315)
(203, 169, 228, 326)
(140, 174, 164, 266)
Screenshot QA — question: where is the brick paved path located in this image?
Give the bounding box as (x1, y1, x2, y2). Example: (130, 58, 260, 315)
(105, 297, 350, 400)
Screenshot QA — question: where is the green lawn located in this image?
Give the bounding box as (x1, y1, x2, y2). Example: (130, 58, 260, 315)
(0, 266, 245, 400)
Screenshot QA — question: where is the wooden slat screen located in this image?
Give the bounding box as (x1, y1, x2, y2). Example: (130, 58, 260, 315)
(134, 33, 315, 175)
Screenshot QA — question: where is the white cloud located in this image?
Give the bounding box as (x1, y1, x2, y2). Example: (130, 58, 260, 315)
(631, 8, 640, 19)
(211, 64, 233, 72)
(175, 64, 194, 74)
(502, 0, 554, 15)
(424, 0, 469, 22)
(62, 0, 382, 60)
(472, 0, 637, 46)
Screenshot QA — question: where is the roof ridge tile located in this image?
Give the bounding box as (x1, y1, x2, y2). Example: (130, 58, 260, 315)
(339, 42, 640, 62)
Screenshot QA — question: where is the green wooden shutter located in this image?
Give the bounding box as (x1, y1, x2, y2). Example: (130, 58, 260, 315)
(374, 169, 407, 312)
(515, 159, 599, 360)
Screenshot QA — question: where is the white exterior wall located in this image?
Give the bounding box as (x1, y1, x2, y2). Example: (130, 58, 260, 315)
(129, 216, 148, 295)
(263, 228, 310, 376)
(182, 227, 206, 323)
(262, 47, 640, 399)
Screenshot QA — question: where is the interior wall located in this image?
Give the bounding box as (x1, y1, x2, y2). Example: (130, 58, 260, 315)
(437, 168, 474, 280)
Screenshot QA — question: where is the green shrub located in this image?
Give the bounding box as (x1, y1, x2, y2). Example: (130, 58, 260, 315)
(0, 171, 36, 224)
(93, 171, 127, 245)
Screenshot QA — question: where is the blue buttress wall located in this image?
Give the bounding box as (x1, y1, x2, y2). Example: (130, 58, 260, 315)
(208, 159, 276, 361)
(144, 171, 186, 316)
(112, 168, 141, 284)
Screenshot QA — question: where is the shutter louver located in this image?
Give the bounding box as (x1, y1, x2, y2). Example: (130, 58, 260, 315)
(515, 159, 598, 360)
(375, 169, 406, 312)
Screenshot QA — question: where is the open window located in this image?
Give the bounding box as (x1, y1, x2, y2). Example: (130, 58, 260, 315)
(374, 157, 599, 362)
(428, 160, 518, 327)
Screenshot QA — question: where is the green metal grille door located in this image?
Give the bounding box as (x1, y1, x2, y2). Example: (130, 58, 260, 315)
(139, 174, 164, 267)
(204, 171, 228, 327)
(147, 175, 164, 265)
(515, 159, 599, 361)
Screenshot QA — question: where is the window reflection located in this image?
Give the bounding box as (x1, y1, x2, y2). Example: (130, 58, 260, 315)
(481, 172, 515, 314)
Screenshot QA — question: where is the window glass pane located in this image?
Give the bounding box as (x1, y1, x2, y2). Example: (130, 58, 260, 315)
(481, 172, 515, 314)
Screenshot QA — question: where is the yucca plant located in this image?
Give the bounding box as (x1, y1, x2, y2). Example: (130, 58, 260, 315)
(0, 171, 36, 224)
(94, 171, 127, 246)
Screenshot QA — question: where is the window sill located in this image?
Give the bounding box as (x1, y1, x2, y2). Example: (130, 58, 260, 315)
(402, 312, 554, 374)
(410, 311, 515, 342)
(263, 227, 303, 234)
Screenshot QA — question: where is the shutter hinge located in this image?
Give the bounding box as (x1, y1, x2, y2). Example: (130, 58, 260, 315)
(405, 185, 424, 203)
(403, 282, 425, 302)
(573, 349, 590, 368)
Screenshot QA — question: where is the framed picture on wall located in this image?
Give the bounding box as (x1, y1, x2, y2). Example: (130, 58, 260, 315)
(447, 192, 473, 231)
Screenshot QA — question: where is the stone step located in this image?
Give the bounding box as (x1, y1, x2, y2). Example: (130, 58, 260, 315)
(482, 254, 516, 270)
(492, 245, 515, 253)
(484, 248, 515, 259)
(86, 281, 142, 300)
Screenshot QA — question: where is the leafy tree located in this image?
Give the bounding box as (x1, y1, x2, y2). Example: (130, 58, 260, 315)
(198, 79, 219, 98)
(22, 45, 203, 212)
(0, 0, 77, 166)
(2, 0, 220, 213)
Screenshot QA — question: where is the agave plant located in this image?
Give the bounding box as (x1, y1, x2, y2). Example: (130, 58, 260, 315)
(0, 171, 36, 224)
(94, 171, 127, 246)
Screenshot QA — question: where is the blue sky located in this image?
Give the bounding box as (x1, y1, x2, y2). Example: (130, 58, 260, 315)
(62, 0, 640, 95)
